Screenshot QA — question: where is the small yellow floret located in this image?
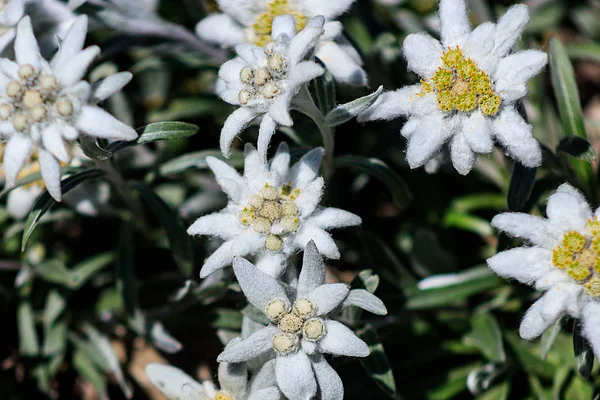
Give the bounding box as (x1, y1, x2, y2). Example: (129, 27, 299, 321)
(432, 68, 453, 91)
(568, 262, 592, 281)
(455, 91, 476, 112)
(441, 47, 463, 68)
(478, 93, 501, 116)
(562, 231, 587, 252)
(552, 246, 573, 269)
(585, 277, 600, 297)
(437, 90, 455, 112)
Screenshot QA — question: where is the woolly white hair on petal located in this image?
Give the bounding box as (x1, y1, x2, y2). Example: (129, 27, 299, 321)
(93, 72, 133, 102)
(463, 111, 493, 153)
(295, 225, 340, 259)
(195, 13, 245, 46)
(296, 177, 324, 217)
(145, 364, 206, 399)
(297, 240, 326, 297)
(255, 253, 287, 278)
(247, 388, 281, 400)
(288, 61, 325, 86)
(205, 156, 245, 200)
(42, 125, 69, 163)
(450, 133, 476, 175)
(494, 50, 548, 91)
(308, 207, 362, 230)
(55, 46, 101, 86)
(217, 326, 278, 363)
(271, 14, 296, 40)
(257, 115, 278, 161)
(402, 33, 443, 79)
(357, 85, 420, 122)
(538, 284, 576, 322)
(400, 117, 420, 139)
(270, 142, 291, 179)
(343, 289, 388, 315)
(304, 0, 355, 20)
(318, 320, 370, 357)
(405, 115, 448, 168)
(490, 213, 559, 249)
(314, 40, 367, 86)
(305, 283, 349, 316)
(186, 212, 243, 240)
(276, 351, 317, 400)
(289, 148, 325, 189)
(463, 22, 495, 68)
(218, 361, 248, 399)
(491, 108, 541, 168)
(14, 17, 41, 67)
(287, 16, 325, 65)
(76, 106, 137, 141)
(439, 0, 471, 47)
(232, 257, 291, 312)
(199, 233, 264, 278)
(486, 247, 553, 285)
(4, 134, 33, 187)
(52, 15, 88, 69)
(38, 148, 62, 201)
(545, 183, 592, 232)
(267, 94, 293, 126)
(311, 354, 344, 400)
(492, 4, 530, 58)
(582, 301, 600, 358)
(220, 107, 258, 157)
(519, 300, 550, 340)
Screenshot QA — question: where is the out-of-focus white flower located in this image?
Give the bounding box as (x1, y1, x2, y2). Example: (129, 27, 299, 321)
(146, 357, 280, 400)
(0, 16, 137, 201)
(0, 0, 23, 53)
(218, 242, 386, 400)
(196, 0, 366, 85)
(487, 184, 600, 357)
(359, 0, 547, 175)
(218, 14, 325, 159)
(188, 143, 361, 278)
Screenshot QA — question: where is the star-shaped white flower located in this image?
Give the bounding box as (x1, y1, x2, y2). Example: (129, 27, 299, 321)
(146, 357, 280, 400)
(488, 184, 600, 356)
(188, 143, 361, 278)
(196, 0, 366, 86)
(217, 242, 386, 400)
(218, 14, 325, 160)
(0, 16, 137, 201)
(359, 0, 547, 175)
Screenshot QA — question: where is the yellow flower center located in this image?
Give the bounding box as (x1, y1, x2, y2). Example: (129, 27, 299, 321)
(420, 46, 501, 116)
(214, 391, 232, 400)
(250, 0, 307, 46)
(238, 182, 301, 251)
(552, 219, 600, 297)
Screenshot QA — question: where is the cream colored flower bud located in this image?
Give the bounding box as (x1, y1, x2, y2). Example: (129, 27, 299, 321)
(18, 64, 36, 79)
(251, 217, 271, 233)
(260, 184, 278, 200)
(6, 81, 22, 98)
(22, 90, 43, 109)
(39, 75, 58, 92)
(12, 113, 28, 131)
(265, 299, 287, 321)
(265, 234, 282, 251)
(280, 216, 299, 233)
(261, 82, 279, 99)
(56, 99, 74, 117)
(273, 333, 297, 353)
(248, 194, 264, 209)
(238, 207, 255, 225)
(259, 201, 281, 222)
(268, 54, 285, 72)
(303, 319, 325, 341)
(278, 313, 303, 333)
(239, 66, 254, 84)
(254, 68, 271, 86)
(264, 42, 276, 56)
(0, 104, 13, 120)
(30, 105, 47, 122)
(238, 90, 251, 105)
(294, 298, 314, 317)
(281, 201, 298, 216)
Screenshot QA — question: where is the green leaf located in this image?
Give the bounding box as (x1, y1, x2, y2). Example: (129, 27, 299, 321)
(0, 166, 84, 200)
(540, 318, 562, 360)
(557, 136, 596, 163)
(565, 375, 594, 400)
(117, 221, 137, 316)
(68, 252, 117, 289)
(464, 313, 506, 363)
(134, 183, 194, 276)
(566, 42, 600, 64)
(311, 58, 335, 115)
(213, 309, 243, 331)
(357, 325, 397, 398)
(352, 270, 380, 294)
(79, 136, 112, 161)
(17, 301, 40, 357)
(507, 162, 536, 212)
(505, 332, 555, 379)
(158, 149, 244, 176)
(573, 322, 594, 379)
(73, 349, 108, 399)
(42, 289, 66, 329)
(34, 259, 71, 286)
(334, 155, 412, 210)
(477, 382, 509, 400)
(324, 86, 383, 127)
(21, 169, 105, 251)
(148, 97, 223, 123)
(136, 121, 199, 144)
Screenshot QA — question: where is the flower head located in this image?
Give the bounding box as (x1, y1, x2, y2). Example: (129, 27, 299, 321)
(188, 143, 361, 278)
(217, 241, 387, 400)
(218, 14, 325, 160)
(0, 16, 137, 201)
(196, 0, 366, 85)
(359, 0, 547, 175)
(488, 184, 600, 356)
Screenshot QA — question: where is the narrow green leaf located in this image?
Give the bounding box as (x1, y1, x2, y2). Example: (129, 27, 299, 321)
(43, 289, 66, 329)
(0, 166, 84, 200)
(134, 183, 194, 276)
(357, 325, 397, 398)
(507, 162, 536, 212)
(68, 252, 117, 289)
(311, 58, 335, 115)
(212, 309, 243, 331)
(73, 350, 108, 399)
(566, 42, 600, 64)
(540, 318, 562, 360)
(21, 169, 105, 251)
(334, 155, 412, 210)
(464, 312, 506, 363)
(573, 321, 594, 379)
(17, 301, 40, 357)
(478, 382, 509, 400)
(557, 136, 596, 163)
(158, 150, 244, 176)
(136, 121, 199, 144)
(79, 136, 112, 161)
(117, 221, 137, 316)
(325, 86, 383, 127)
(34, 259, 71, 286)
(505, 332, 555, 379)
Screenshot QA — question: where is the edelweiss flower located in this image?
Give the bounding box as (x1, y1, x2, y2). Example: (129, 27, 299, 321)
(196, 0, 367, 85)
(488, 184, 600, 356)
(146, 357, 280, 400)
(218, 14, 325, 159)
(218, 242, 387, 400)
(0, 16, 137, 201)
(358, 0, 547, 175)
(187, 143, 361, 278)
(0, 0, 23, 53)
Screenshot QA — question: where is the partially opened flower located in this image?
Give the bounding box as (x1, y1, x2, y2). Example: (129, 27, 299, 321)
(196, 0, 367, 85)
(217, 241, 386, 400)
(359, 0, 547, 175)
(487, 184, 600, 356)
(218, 14, 325, 159)
(0, 16, 137, 201)
(146, 357, 280, 400)
(188, 143, 361, 278)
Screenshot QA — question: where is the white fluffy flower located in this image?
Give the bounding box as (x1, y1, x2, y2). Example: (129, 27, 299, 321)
(359, 0, 547, 175)
(488, 184, 600, 356)
(146, 358, 280, 400)
(0, 16, 137, 201)
(218, 14, 325, 160)
(196, 0, 366, 85)
(187, 143, 361, 278)
(218, 242, 386, 400)
(0, 0, 23, 53)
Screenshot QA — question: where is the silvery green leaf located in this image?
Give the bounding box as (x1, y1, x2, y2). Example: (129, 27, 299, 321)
(150, 321, 183, 354)
(79, 136, 112, 161)
(463, 313, 505, 363)
(356, 325, 396, 397)
(311, 58, 335, 115)
(73, 349, 108, 399)
(540, 317, 562, 360)
(145, 363, 205, 400)
(158, 150, 244, 176)
(343, 289, 387, 315)
(18, 301, 40, 357)
(325, 86, 383, 127)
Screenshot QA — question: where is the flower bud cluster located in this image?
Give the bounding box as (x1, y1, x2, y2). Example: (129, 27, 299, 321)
(237, 43, 289, 106)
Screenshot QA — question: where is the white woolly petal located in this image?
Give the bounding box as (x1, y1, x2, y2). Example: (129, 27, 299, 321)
(319, 320, 369, 357)
(464, 22, 495, 69)
(405, 114, 450, 169)
(206, 156, 245, 201)
(243, 143, 270, 186)
(546, 183, 592, 232)
(15, 17, 41, 68)
(487, 247, 553, 285)
(439, 0, 471, 48)
(247, 388, 280, 400)
(402, 33, 443, 80)
(218, 58, 245, 86)
(3, 134, 33, 187)
(463, 111, 493, 153)
(257, 115, 277, 162)
(290, 148, 324, 189)
(0, 29, 15, 55)
(93, 72, 132, 102)
(357, 85, 421, 122)
(270, 142, 290, 180)
(306, 283, 349, 316)
(54, 46, 100, 86)
(450, 134, 476, 175)
(582, 302, 600, 359)
(271, 15, 296, 42)
(217, 326, 278, 362)
(302, 338, 317, 355)
(287, 16, 325, 65)
(218, 361, 247, 399)
(304, 0, 354, 19)
(249, 359, 277, 392)
(145, 364, 205, 400)
(535, 270, 571, 291)
(295, 225, 340, 259)
(308, 207, 361, 230)
(220, 89, 242, 106)
(233, 257, 291, 311)
(289, 61, 324, 86)
(519, 299, 553, 340)
(268, 94, 293, 126)
(51, 15, 88, 69)
(401, 117, 420, 139)
(296, 177, 324, 217)
(199, 233, 264, 278)
(276, 351, 317, 400)
(312, 354, 344, 400)
(495, 50, 547, 90)
(539, 284, 577, 322)
(76, 106, 137, 141)
(491, 213, 560, 249)
(187, 212, 243, 240)
(3, 0, 23, 26)
(235, 43, 266, 66)
(491, 108, 541, 168)
(343, 289, 388, 315)
(493, 4, 530, 58)
(255, 252, 287, 278)
(38, 149, 62, 202)
(7, 186, 42, 220)
(195, 14, 245, 47)
(0, 58, 19, 80)
(42, 125, 70, 163)
(297, 240, 326, 298)
(314, 40, 367, 86)
(220, 107, 258, 157)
